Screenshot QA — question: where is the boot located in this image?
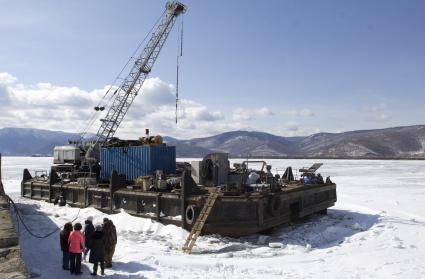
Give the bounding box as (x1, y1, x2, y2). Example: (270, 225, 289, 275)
(90, 264, 98, 276)
(100, 262, 105, 275)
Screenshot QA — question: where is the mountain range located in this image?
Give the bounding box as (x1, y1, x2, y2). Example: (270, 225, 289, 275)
(1, 125, 425, 158)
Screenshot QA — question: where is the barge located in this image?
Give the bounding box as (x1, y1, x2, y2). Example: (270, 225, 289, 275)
(21, 142, 336, 237)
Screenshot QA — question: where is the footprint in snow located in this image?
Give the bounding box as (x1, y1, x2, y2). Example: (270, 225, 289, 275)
(391, 236, 404, 249)
(216, 252, 233, 258)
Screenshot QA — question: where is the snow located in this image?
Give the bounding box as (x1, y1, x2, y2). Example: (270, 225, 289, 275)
(2, 157, 425, 278)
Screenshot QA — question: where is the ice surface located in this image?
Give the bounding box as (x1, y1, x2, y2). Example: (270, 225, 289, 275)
(2, 157, 425, 278)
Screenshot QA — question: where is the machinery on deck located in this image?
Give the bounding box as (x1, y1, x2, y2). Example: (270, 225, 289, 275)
(22, 151, 337, 239)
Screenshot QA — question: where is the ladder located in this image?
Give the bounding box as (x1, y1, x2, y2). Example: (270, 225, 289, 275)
(182, 189, 220, 253)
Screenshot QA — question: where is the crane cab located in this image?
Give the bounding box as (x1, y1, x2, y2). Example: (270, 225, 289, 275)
(53, 145, 81, 165)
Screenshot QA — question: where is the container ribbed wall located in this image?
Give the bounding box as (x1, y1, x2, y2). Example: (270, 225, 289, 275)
(100, 146, 176, 181)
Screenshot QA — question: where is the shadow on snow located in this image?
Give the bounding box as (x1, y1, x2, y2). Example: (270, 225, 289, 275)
(112, 261, 156, 273)
(10, 200, 155, 279)
(197, 209, 380, 255)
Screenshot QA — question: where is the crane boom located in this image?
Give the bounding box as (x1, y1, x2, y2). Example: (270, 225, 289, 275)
(96, 1, 186, 145)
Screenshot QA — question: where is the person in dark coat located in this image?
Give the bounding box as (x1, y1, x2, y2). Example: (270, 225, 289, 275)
(89, 225, 106, 276)
(102, 217, 117, 268)
(59, 222, 73, 270)
(83, 216, 95, 261)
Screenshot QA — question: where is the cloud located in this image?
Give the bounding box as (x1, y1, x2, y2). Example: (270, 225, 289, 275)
(182, 103, 224, 121)
(257, 107, 274, 116)
(0, 72, 324, 139)
(362, 103, 391, 122)
(122, 78, 224, 126)
(281, 122, 299, 132)
(232, 108, 251, 121)
(0, 72, 18, 84)
(0, 72, 238, 139)
(283, 108, 314, 117)
(0, 84, 11, 106)
(376, 113, 390, 122)
(232, 107, 274, 121)
(137, 77, 175, 106)
(363, 103, 387, 113)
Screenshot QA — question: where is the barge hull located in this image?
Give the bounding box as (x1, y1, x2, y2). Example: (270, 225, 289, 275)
(21, 173, 336, 237)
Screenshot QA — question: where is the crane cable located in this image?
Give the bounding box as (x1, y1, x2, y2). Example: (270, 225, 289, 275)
(175, 16, 184, 124)
(5, 194, 81, 239)
(77, 10, 167, 141)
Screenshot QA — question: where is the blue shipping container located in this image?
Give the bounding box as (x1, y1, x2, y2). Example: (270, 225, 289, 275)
(100, 145, 176, 181)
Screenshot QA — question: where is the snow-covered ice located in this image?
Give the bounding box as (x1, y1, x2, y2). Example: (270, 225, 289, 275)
(2, 157, 425, 278)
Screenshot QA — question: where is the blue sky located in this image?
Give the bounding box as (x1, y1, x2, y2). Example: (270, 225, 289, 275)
(0, 0, 424, 139)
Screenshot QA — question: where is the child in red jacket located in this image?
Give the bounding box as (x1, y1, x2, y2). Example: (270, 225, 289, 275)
(68, 222, 85, 275)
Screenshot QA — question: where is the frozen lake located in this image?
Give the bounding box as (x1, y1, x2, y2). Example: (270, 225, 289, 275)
(2, 156, 425, 278)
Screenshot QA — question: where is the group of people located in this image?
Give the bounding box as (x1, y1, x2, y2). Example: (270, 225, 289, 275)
(60, 216, 117, 276)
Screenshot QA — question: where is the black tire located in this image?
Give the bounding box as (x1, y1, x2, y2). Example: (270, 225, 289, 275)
(185, 205, 197, 225)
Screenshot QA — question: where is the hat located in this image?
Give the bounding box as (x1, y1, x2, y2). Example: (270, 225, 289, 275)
(103, 217, 109, 223)
(95, 224, 103, 231)
(87, 216, 94, 222)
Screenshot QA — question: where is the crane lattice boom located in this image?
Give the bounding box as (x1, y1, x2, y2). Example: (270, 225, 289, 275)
(96, 1, 186, 145)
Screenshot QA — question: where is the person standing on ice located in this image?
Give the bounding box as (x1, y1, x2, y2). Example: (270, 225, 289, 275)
(83, 216, 95, 261)
(102, 217, 117, 268)
(89, 224, 106, 276)
(59, 222, 73, 270)
(68, 222, 85, 275)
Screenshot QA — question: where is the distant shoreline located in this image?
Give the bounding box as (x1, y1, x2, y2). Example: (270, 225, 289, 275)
(229, 156, 425, 161)
(2, 155, 425, 161)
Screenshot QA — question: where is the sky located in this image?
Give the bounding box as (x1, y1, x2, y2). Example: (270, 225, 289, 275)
(0, 0, 424, 139)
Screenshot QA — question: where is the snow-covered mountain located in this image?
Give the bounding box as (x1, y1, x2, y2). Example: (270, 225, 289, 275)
(1, 125, 425, 158)
(167, 125, 425, 158)
(295, 125, 425, 158)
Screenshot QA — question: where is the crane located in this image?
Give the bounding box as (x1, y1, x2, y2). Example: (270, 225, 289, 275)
(83, 1, 186, 163)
